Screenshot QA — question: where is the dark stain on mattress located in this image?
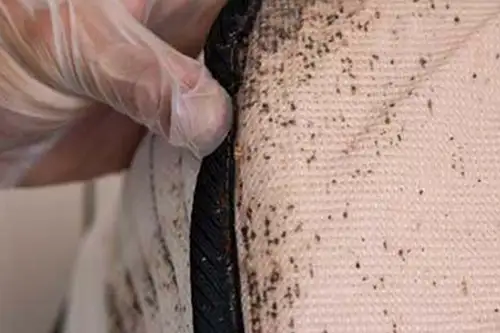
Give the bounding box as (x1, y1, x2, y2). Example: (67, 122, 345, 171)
(143, 267, 159, 311)
(125, 270, 143, 315)
(105, 268, 145, 333)
(105, 285, 125, 333)
(256, 0, 367, 54)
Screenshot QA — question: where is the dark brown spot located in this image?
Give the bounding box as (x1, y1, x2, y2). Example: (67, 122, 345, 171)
(270, 268, 281, 284)
(306, 152, 317, 164)
(427, 99, 433, 112)
(419, 57, 428, 68)
(398, 249, 405, 261)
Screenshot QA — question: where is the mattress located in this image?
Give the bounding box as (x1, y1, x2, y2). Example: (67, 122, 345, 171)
(66, 1, 500, 332)
(234, 1, 500, 332)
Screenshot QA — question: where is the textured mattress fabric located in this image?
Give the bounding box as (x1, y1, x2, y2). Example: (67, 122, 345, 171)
(234, 1, 500, 333)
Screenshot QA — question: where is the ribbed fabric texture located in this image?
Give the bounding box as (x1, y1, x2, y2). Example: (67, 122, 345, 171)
(235, 1, 500, 332)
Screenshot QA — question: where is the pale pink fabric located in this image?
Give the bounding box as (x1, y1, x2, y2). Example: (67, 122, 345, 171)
(235, 1, 500, 332)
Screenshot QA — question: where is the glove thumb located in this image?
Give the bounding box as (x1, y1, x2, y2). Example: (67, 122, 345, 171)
(1, 0, 232, 158)
(83, 2, 231, 157)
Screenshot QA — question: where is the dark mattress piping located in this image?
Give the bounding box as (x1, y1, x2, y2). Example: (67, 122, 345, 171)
(190, 0, 261, 332)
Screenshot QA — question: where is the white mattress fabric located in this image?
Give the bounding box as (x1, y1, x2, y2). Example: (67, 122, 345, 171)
(66, 134, 200, 333)
(235, 1, 500, 332)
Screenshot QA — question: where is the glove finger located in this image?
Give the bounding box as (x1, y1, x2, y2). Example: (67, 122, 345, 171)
(85, 8, 232, 156)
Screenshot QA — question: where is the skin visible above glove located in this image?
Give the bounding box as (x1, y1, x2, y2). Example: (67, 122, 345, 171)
(0, 0, 230, 187)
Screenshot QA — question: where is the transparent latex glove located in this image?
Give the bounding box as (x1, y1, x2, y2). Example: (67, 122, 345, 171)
(0, 0, 230, 187)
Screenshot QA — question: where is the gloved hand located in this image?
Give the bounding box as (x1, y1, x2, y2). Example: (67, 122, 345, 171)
(0, 0, 230, 187)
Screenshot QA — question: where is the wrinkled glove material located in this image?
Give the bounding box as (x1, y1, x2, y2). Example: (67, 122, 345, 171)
(0, 0, 232, 186)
